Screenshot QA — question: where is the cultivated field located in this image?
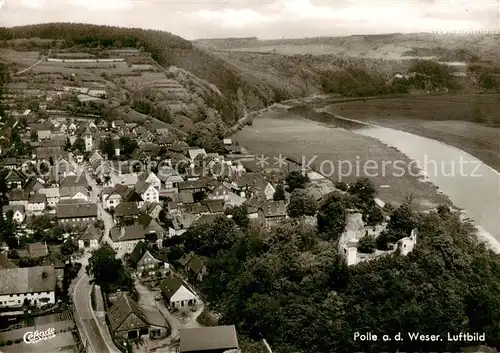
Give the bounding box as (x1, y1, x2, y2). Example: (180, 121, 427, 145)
(322, 93, 500, 172)
(233, 109, 450, 210)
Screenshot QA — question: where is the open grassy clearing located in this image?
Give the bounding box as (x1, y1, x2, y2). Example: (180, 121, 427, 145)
(233, 111, 450, 210)
(322, 93, 500, 171)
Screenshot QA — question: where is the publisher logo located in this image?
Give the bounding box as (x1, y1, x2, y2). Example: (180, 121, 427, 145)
(23, 328, 56, 344)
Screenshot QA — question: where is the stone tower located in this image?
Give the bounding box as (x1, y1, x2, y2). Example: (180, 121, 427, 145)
(84, 127, 93, 152)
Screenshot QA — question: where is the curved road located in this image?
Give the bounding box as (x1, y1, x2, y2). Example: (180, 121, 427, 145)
(71, 169, 120, 353)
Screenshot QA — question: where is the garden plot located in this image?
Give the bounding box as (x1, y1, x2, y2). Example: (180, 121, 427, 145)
(0, 49, 40, 66)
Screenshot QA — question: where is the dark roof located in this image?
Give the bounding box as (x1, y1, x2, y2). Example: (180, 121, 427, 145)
(114, 202, 139, 217)
(56, 203, 97, 219)
(179, 325, 239, 353)
(187, 256, 206, 275)
(108, 294, 153, 334)
(178, 252, 194, 267)
(130, 241, 149, 265)
(160, 275, 188, 300)
(260, 200, 287, 218)
(79, 225, 102, 241)
(0, 265, 56, 295)
(174, 191, 195, 204)
(6, 169, 26, 183)
(110, 225, 145, 242)
(29, 193, 47, 203)
(24, 177, 44, 192)
(200, 199, 224, 213)
(114, 184, 143, 202)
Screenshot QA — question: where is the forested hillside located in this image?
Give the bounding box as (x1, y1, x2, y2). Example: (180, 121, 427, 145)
(0, 23, 476, 127)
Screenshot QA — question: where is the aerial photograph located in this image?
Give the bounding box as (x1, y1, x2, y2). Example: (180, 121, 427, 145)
(0, 0, 499, 352)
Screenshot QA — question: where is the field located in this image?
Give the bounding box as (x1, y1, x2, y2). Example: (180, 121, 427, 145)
(322, 93, 500, 172)
(195, 33, 500, 61)
(233, 108, 450, 210)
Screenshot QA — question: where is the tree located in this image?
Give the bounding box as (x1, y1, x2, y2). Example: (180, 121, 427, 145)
(61, 239, 78, 255)
(334, 181, 348, 191)
(365, 206, 384, 225)
(119, 136, 138, 157)
(72, 137, 85, 152)
(273, 182, 285, 201)
(285, 170, 309, 192)
(347, 178, 376, 204)
(357, 234, 376, 253)
(232, 206, 249, 229)
(287, 189, 317, 218)
(388, 203, 416, 235)
(317, 195, 346, 240)
(86, 244, 133, 293)
(100, 137, 115, 160)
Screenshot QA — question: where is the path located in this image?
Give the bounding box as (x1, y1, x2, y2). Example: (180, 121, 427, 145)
(15, 55, 46, 75)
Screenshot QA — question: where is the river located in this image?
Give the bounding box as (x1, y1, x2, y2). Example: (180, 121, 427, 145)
(233, 107, 500, 251)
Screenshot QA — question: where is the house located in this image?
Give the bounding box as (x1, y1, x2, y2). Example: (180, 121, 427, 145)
(114, 202, 140, 223)
(209, 182, 231, 201)
(89, 150, 104, 165)
(254, 179, 276, 201)
(1, 158, 22, 170)
(108, 293, 169, 340)
(139, 202, 163, 220)
(130, 242, 170, 278)
(199, 199, 224, 214)
(52, 158, 77, 182)
(36, 146, 65, 161)
(397, 228, 418, 256)
(243, 194, 264, 220)
(60, 174, 89, 188)
(2, 205, 26, 223)
(8, 189, 29, 206)
(18, 242, 49, 258)
(108, 184, 144, 208)
(39, 187, 60, 207)
(5, 169, 26, 189)
(138, 214, 166, 245)
(134, 180, 159, 203)
(110, 224, 146, 254)
(178, 252, 208, 282)
(111, 172, 139, 187)
(179, 325, 239, 353)
(60, 185, 90, 202)
(77, 224, 102, 250)
(258, 200, 287, 227)
(178, 181, 205, 194)
(137, 172, 161, 190)
(102, 186, 122, 209)
(56, 202, 98, 227)
(0, 266, 56, 308)
(24, 177, 44, 194)
(188, 148, 207, 162)
(27, 193, 47, 215)
(157, 166, 184, 192)
(160, 274, 197, 310)
(36, 124, 52, 141)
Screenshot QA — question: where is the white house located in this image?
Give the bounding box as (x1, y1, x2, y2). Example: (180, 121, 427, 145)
(38, 187, 60, 207)
(0, 266, 56, 309)
(397, 228, 418, 256)
(2, 205, 25, 223)
(188, 148, 206, 162)
(27, 194, 47, 215)
(102, 187, 122, 209)
(135, 180, 159, 203)
(77, 225, 102, 250)
(160, 275, 197, 310)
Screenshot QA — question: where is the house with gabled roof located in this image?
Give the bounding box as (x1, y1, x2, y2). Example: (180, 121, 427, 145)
(160, 274, 197, 310)
(139, 202, 163, 220)
(8, 189, 30, 206)
(178, 252, 208, 282)
(24, 177, 44, 194)
(135, 179, 159, 204)
(108, 293, 169, 340)
(27, 193, 47, 215)
(258, 200, 288, 227)
(56, 202, 97, 227)
(130, 241, 170, 279)
(2, 205, 26, 223)
(5, 169, 26, 189)
(114, 202, 140, 224)
(77, 224, 102, 250)
(60, 185, 89, 202)
(39, 187, 60, 207)
(137, 172, 161, 190)
(157, 166, 184, 192)
(110, 224, 145, 255)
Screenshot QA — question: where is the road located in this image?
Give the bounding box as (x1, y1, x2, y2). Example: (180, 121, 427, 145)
(85, 170, 114, 245)
(71, 168, 120, 353)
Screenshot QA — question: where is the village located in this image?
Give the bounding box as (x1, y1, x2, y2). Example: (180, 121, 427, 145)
(0, 47, 419, 353)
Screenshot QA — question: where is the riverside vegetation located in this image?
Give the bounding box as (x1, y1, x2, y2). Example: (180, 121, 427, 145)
(162, 178, 500, 353)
